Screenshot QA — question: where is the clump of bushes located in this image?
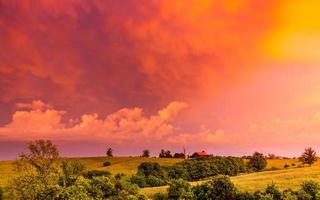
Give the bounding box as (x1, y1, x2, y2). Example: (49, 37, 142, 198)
(85, 170, 111, 178)
(131, 162, 167, 187)
(7, 140, 147, 200)
(168, 156, 246, 181)
(153, 176, 320, 200)
(247, 152, 267, 171)
(103, 161, 111, 167)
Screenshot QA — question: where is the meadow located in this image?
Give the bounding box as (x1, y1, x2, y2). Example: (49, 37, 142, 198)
(0, 156, 183, 187)
(1, 156, 319, 198)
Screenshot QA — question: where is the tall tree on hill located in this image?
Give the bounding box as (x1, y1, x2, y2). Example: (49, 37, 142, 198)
(300, 147, 317, 165)
(142, 149, 150, 157)
(106, 147, 113, 157)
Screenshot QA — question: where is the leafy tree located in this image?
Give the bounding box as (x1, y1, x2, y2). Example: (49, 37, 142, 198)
(159, 149, 172, 158)
(247, 152, 267, 171)
(173, 153, 186, 158)
(137, 162, 165, 178)
(193, 175, 237, 200)
(265, 183, 282, 200)
(301, 180, 320, 200)
(300, 147, 317, 165)
(14, 140, 60, 176)
(142, 149, 150, 157)
(106, 147, 113, 157)
(167, 179, 194, 200)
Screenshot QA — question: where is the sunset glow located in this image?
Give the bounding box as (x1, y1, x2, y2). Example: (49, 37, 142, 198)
(1, 1, 320, 159)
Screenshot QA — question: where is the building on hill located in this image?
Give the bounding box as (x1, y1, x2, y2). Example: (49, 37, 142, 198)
(190, 150, 209, 158)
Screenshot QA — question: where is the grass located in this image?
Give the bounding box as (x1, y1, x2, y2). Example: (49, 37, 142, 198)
(1, 156, 319, 199)
(0, 156, 183, 187)
(140, 159, 317, 198)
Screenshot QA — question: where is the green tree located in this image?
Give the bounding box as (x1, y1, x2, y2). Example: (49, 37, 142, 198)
(300, 147, 317, 165)
(142, 149, 150, 157)
(106, 147, 113, 157)
(167, 179, 194, 200)
(247, 152, 267, 171)
(193, 175, 237, 200)
(14, 140, 60, 176)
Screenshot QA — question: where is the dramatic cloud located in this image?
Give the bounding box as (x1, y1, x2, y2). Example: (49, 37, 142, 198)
(0, 101, 188, 143)
(2, 1, 320, 158)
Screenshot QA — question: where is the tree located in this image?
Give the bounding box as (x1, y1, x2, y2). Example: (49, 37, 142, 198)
(167, 179, 194, 199)
(159, 149, 172, 158)
(247, 152, 267, 171)
(173, 153, 186, 158)
(193, 175, 237, 200)
(106, 148, 113, 157)
(14, 140, 60, 176)
(300, 147, 317, 165)
(142, 150, 150, 157)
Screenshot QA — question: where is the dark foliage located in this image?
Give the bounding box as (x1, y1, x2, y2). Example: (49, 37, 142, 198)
(85, 170, 111, 179)
(103, 161, 112, 167)
(247, 152, 267, 171)
(168, 156, 246, 181)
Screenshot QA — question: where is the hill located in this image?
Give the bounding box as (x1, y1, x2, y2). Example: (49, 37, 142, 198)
(0, 156, 183, 187)
(140, 159, 320, 197)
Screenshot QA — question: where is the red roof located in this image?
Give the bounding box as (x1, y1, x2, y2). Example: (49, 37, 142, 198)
(193, 151, 209, 156)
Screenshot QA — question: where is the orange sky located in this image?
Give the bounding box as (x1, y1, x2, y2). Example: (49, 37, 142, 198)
(1, 0, 320, 158)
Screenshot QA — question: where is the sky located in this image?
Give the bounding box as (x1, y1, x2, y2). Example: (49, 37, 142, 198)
(1, 0, 320, 159)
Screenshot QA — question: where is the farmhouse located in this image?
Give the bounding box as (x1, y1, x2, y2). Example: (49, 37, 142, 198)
(191, 150, 209, 158)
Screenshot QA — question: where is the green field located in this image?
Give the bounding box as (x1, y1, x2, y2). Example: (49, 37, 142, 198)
(1, 156, 319, 198)
(140, 159, 320, 197)
(0, 157, 183, 187)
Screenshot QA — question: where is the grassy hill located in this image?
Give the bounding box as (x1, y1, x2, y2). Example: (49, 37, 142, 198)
(140, 159, 320, 198)
(1, 156, 319, 198)
(0, 156, 183, 187)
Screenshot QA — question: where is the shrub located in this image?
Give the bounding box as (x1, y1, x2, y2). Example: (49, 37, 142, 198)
(167, 179, 194, 200)
(130, 175, 147, 188)
(145, 176, 167, 187)
(301, 180, 320, 200)
(168, 156, 246, 181)
(193, 175, 237, 200)
(265, 183, 282, 200)
(103, 161, 112, 167)
(282, 190, 298, 200)
(284, 164, 290, 169)
(137, 162, 165, 179)
(247, 152, 267, 171)
(153, 193, 168, 200)
(85, 170, 111, 179)
(168, 164, 188, 180)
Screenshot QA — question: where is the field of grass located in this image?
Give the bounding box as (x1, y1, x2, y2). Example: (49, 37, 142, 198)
(1, 156, 319, 198)
(140, 159, 320, 198)
(0, 156, 183, 187)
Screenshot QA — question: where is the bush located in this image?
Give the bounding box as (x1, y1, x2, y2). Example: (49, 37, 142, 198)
(103, 161, 111, 167)
(85, 170, 111, 179)
(167, 179, 194, 200)
(247, 152, 267, 171)
(137, 162, 165, 178)
(168, 164, 188, 180)
(130, 175, 147, 188)
(145, 176, 167, 187)
(168, 156, 246, 181)
(193, 175, 237, 200)
(265, 183, 282, 200)
(301, 180, 320, 200)
(153, 193, 168, 200)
